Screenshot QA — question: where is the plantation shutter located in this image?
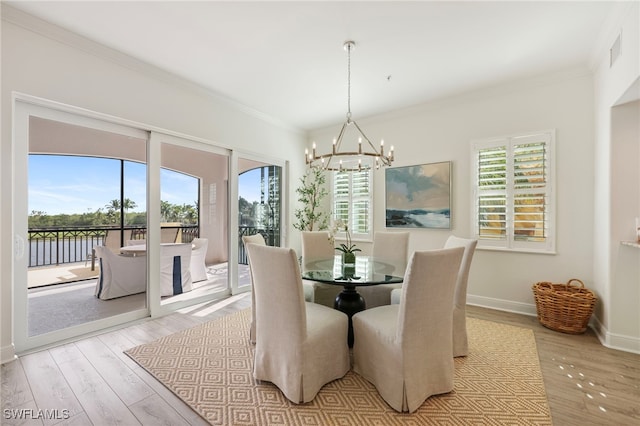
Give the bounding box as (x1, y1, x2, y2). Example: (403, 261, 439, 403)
(513, 138, 547, 243)
(477, 144, 507, 241)
(333, 169, 372, 239)
(472, 131, 554, 253)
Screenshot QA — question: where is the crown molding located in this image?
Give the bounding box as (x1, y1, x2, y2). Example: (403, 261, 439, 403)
(1, 3, 302, 134)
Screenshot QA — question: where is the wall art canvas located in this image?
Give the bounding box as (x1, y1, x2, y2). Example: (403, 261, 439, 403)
(385, 161, 451, 229)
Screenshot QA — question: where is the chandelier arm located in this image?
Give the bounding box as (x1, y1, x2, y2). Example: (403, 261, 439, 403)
(351, 120, 379, 152)
(334, 122, 349, 151)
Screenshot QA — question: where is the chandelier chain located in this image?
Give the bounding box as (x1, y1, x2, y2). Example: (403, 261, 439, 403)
(347, 42, 351, 120)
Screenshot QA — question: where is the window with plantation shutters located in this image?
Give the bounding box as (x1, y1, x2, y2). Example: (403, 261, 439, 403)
(332, 169, 372, 240)
(472, 131, 555, 253)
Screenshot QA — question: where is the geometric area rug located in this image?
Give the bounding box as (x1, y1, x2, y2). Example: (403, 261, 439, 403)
(125, 309, 552, 425)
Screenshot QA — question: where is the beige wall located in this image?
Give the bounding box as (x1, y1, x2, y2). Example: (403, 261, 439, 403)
(592, 1, 640, 352)
(0, 7, 305, 362)
(310, 70, 596, 314)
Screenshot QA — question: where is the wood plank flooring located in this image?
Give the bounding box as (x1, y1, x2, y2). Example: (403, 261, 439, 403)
(2, 294, 639, 425)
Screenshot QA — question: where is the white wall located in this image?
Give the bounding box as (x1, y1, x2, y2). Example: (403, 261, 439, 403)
(592, 1, 640, 353)
(310, 69, 596, 315)
(0, 7, 305, 362)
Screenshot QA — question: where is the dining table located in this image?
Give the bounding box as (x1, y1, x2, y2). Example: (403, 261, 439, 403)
(119, 242, 193, 256)
(302, 255, 403, 347)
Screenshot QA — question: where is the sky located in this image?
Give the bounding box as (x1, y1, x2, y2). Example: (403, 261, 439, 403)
(29, 155, 263, 215)
(29, 155, 196, 215)
(238, 168, 263, 204)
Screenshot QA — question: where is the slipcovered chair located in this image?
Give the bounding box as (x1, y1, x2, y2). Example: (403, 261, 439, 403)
(246, 243, 350, 403)
(359, 231, 409, 308)
(301, 231, 339, 307)
(444, 236, 478, 357)
(390, 235, 477, 357)
(94, 246, 146, 300)
(190, 238, 209, 282)
(160, 243, 192, 296)
(352, 247, 464, 412)
(242, 233, 267, 344)
(103, 229, 130, 253)
(242, 234, 315, 345)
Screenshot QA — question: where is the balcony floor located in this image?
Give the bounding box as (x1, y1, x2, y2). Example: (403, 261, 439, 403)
(25, 263, 250, 336)
(28, 261, 99, 289)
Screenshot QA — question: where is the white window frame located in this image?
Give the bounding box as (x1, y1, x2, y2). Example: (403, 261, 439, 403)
(332, 167, 373, 242)
(471, 130, 556, 254)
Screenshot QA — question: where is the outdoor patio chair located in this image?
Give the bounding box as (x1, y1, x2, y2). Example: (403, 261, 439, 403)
(190, 238, 209, 282)
(160, 243, 193, 296)
(94, 245, 146, 300)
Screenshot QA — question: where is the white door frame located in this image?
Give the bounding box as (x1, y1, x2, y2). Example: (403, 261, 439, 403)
(13, 94, 150, 353)
(232, 150, 288, 296)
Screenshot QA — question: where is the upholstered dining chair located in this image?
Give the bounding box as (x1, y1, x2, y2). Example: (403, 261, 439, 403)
(359, 231, 409, 308)
(352, 247, 464, 413)
(242, 233, 315, 345)
(94, 246, 146, 300)
(390, 235, 477, 357)
(301, 230, 339, 307)
(246, 243, 350, 403)
(242, 233, 266, 344)
(443, 236, 477, 357)
(190, 237, 209, 282)
(160, 243, 192, 296)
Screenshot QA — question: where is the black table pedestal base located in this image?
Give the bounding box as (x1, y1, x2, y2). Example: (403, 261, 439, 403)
(334, 286, 366, 348)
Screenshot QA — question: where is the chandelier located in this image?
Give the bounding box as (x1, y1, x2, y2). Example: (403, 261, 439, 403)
(305, 41, 394, 172)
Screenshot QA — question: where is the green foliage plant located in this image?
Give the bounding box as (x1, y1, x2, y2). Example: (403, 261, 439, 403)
(293, 167, 329, 232)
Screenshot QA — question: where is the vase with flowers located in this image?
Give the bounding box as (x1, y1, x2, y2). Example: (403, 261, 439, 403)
(331, 219, 361, 267)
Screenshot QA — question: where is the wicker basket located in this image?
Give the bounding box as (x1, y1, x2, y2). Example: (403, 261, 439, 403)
(532, 279, 596, 334)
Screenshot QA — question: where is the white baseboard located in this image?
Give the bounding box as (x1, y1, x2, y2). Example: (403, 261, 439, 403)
(467, 294, 538, 317)
(1, 343, 17, 365)
(469, 294, 640, 355)
(591, 315, 640, 355)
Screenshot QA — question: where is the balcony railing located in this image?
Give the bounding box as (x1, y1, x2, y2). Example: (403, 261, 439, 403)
(28, 224, 280, 268)
(27, 225, 198, 268)
(238, 226, 280, 265)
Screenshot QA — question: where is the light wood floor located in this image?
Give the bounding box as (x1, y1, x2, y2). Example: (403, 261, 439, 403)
(2, 295, 639, 425)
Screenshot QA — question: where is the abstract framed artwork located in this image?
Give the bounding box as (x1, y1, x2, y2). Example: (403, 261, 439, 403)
(385, 161, 452, 229)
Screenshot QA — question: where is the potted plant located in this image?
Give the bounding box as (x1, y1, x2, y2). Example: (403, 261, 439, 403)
(331, 219, 361, 266)
(293, 168, 329, 232)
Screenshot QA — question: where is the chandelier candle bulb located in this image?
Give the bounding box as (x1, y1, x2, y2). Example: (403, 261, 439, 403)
(312, 142, 316, 158)
(333, 138, 336, 154)
(358, 137, 362, 154)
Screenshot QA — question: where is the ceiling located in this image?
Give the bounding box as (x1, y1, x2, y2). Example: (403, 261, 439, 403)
(7, 1, 618, 130)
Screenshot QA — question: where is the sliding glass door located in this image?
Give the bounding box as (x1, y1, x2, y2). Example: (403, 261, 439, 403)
(14, 98, 151, 352)
(12, 95, 283, 353)
(235, 154, 285, 294)
(152, 133, 231, 312)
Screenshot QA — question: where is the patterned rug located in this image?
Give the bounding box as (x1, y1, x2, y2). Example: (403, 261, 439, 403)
(125, 309, 551, 425)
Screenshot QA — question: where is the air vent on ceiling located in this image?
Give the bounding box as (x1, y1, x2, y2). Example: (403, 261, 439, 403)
(610, 33, 621, 68)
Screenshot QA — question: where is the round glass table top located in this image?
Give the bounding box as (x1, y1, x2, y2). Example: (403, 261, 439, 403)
(301, 255, 403, 286)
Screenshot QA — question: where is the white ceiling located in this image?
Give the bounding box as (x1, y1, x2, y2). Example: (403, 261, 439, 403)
(7, 1, 618, 130)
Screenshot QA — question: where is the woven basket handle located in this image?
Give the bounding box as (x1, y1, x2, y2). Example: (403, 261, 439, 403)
(565, 278, 584, 289)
